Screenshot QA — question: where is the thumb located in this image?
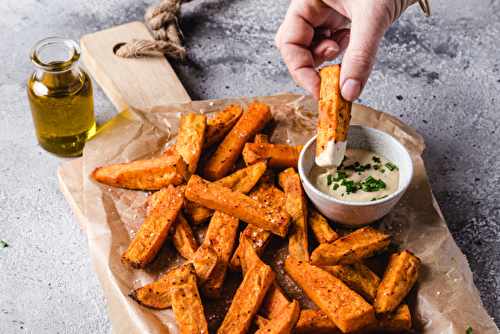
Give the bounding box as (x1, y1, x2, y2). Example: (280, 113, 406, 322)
(339, 7, 391, 101)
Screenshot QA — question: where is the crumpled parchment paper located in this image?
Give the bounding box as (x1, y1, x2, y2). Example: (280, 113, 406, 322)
(81, 93, 499, 334)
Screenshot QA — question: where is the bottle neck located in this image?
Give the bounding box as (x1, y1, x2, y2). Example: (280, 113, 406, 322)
(35, 65, 81, 89)
(30, 37, 83, 91)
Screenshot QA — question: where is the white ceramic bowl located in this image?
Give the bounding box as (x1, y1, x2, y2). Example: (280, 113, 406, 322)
(298, 125, 414, 227)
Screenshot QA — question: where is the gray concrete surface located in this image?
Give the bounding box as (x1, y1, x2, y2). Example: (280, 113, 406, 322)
(1, 0, 499, 332)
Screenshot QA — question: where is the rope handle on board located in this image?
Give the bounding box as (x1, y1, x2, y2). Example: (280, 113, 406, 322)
(115, 0, 193, 59)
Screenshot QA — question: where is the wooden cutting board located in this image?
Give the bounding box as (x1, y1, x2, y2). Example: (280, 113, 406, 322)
(57, 22, 191, 236)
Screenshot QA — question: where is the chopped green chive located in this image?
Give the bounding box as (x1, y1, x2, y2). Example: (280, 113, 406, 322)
(371, 195, 388, 201)
(365, 175, 375, 183)
(354, 167, 365, 172)
(466, 327, 473, 334)
(356, 181, 362, 190)
(331, 172, 346, 182)
(385, 162, 397, 171)
(372, 156, 381, 163)
(333, 183, 339, 190)
(0, 241, 7, 247)
(338, 156, 347, 168)
(362, 176, 387, 192)
(345, 180, 356, 194)
(326, 174, 332, 185)
(373, 164, 379, 170)
(380, 168, 386, 173)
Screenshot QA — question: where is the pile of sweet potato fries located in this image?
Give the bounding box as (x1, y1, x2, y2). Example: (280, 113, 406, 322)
(90, 65, 420, 334)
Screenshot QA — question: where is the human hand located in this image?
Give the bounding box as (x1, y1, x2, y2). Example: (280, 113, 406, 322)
(275, 0, 418, 101)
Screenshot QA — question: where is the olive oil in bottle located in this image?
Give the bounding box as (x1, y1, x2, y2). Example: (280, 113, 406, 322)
(27, 37, 96, 157)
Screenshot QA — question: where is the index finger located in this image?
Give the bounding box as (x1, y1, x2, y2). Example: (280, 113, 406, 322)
(276, 1, 334, 99)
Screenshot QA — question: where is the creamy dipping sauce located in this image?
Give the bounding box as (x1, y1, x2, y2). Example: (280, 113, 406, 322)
(308, 148, 399, 202)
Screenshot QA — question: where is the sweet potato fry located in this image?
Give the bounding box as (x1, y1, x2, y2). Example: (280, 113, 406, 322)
(321, 262, 381, 303)
(161, 145, 176, 157)
(346, 304, 412, 334)
(374, 250, 421, 315)
(238, 234, 263, 276)
(315, 64, 352, 167)
(242, 142, 304, 170)
(368, 304, 412, 333)
(183, 160, 269, 225)
(277, 167, 297, 189)
(91, 155, 189, 190)
(129, 243, 218, 308)
(293, 309, 341, 334)
(122, 185, 184, 268)
(228, 224, 272, 273)
(263, 305, 411, 334)
(285, 257, 376, 333)
(307, 205, 339, 244)
(149, 187, 197, 260)
(237, 234, 291, 320)
(129, 275, 172, 309)
(170, 212, 199, 260)
(264, 187, 287, 211)
(259, 281, 291, 320)
(280, 169, 309, 261)
(182, 200, 213, 226)
(204, 101, 273, 180)
(254, 133, 270, 144)
(254, 299, 300, 334)
(147, 184, 186, 210)
(174, 113, 207, 175)
(310, 226, 392, 266)
(217, 159, 269, 194)
(254, 315, 270, 329)
(254, 310, 340, 334)
(185, 175, 291, 237)
(189, 242, 220, 286)
(216, 261, 276, 334)
(203, 104, 244, 151)
(229, 186, 285, 273)
(200, 211, 239, 299)
(168, 263, 208, 334)
(249, 168, 275, 194)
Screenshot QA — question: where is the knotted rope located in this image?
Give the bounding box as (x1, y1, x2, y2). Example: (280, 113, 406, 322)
(115, 0, 194, 59)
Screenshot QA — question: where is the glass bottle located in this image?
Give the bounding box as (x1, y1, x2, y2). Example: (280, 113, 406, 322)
(27, 37, 96, 157)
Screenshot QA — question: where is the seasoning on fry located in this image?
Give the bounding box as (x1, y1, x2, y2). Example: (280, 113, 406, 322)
(91, 155, 189, 190)
(168, 263, 209, 334)
(315, 64, 352, 167)
(122, 185, 184, 268)
(374, 250, 421, 314)
(204, 101, 273, 181)
(185, 175, 291, 238)
(285, 257, 376, 333)
(129, 243, 218, 308)
(310, 226, 392, 266)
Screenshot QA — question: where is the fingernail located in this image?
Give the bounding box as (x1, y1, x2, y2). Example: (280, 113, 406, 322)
(323, 47, 338, 58)
(341, 79, 361, 101)
(339, 33, 350, 50)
